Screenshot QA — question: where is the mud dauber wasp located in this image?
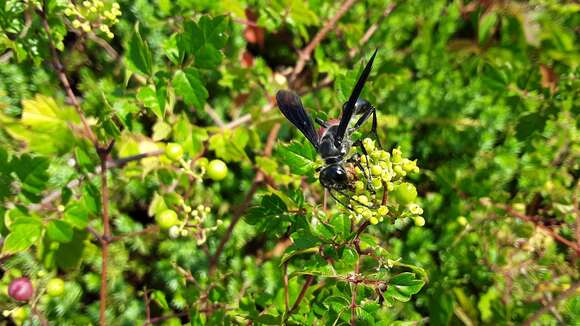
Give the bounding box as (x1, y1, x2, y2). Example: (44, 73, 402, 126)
(276, 50, 381, 209)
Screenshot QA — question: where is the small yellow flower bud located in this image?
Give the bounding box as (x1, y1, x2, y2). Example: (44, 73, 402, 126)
(72, 19, 82, 28)
(363, 138, 375, 152)
(378, 206, 389, 216)
(371, 165, 382, 176)
(82, 23, 91, 32)
(369, 216, 379, 225)
(357, 195, 369, 205)
(83, 1, 91, 7)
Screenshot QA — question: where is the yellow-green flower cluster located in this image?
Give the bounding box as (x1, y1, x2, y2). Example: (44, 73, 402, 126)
(347, 138, 423, 226)
(64, 1, 121, 38)
(168, 204, 222, 245)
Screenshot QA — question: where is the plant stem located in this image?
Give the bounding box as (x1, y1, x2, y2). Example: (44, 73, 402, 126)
(498, 204, 580, 255)
(522, 282, 580, 326)
(290, 0, 359, 81)
(348, 4, 397, 58)
(99, 149, 112, 326)
(285, 275, 314, 322)
(37, 4, 97, 147)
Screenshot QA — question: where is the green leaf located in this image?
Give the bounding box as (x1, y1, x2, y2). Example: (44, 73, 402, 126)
(151, 290, 170, 310)
(55, 230, 88, 269)
(254, 314, 281, 325)
(479, 11, 498, 44)
(277, 141, 317, 176)
(515, 112, 546, 140)
(137, 86, 163, 119)
(152, 121, 172, 141)
(0, 148, 13, 202)
(12, 154, 49, 203)
(46, 220, 73, 243)
(127, 24, 153, 76)
(195, 44, 222, 69)
(330, 214, 351, 240)
(4, 96, 78, 155)
(281, 247, 319, 265)
(63, 204, 89, 229)
(385, 272, 425, 302)
(172, 69, 208, 109)
(1, 224, 42, 256)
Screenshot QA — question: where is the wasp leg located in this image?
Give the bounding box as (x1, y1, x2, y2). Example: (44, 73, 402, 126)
(328, 188, 354, 211)
(348, 152, 375, 195)
(334, 188, 374, 209)
(349, 104, 382, 149)
(352, 139, 376, 192)
(315, 117, 330, 128)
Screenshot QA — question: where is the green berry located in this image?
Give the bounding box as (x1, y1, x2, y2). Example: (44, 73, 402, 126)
(11, 307, 28, 323)
(457, 216, 468, 226)
(156, 209, 179, 230)
(392, 182, 417, 205)
(207, 159, 228, 181)
(165, 143, 184, 161)
(46, 278, 65, 297)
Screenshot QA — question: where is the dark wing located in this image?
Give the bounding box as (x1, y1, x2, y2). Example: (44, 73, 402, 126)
(336, 49, 378, 143)
(276, 90, 319, 149)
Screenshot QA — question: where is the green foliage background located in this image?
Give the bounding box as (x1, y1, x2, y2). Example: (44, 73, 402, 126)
(0, 0, 579, 325)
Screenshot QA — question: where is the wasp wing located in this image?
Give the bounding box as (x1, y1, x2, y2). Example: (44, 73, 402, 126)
(276, 90, 319, 149)
(336, 49, 378, 143)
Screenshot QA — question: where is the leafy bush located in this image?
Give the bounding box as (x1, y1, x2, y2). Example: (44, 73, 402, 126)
(0, 0, 578, 325)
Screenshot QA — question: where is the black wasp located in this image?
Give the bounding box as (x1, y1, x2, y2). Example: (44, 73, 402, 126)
(276, 50, 380, 208)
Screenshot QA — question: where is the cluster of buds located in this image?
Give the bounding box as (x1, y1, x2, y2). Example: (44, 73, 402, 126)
(346, 138, 424, 226)
(64, 1, 121, 38)
(168, 204, 221, 245)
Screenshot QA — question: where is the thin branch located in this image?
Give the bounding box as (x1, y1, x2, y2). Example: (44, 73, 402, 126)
(348, 4, 396, 58)
(285, 275, 314, 322)
(209, 124, 281, 275)
(290, 0, 359, 81)
(205, 105, 226, 129)
(574, 180, 579, 249)
(284, 262, 290, 312)
(350, 256, 360, 325)
(98, 145, 113, 326)
(143, 288, 151, 326)
(38, 6, 98, 147)
(522, 282, 580, 326)
(110, 225, 160, 242)
(494, 203, 580, 255)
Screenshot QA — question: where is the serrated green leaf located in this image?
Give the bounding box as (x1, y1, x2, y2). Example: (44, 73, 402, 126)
(479, 11, 498, 44)
(151, 290, 170, 310)
(173, 69, 208, 109)
(195, 44, 222, 69)
(1, 224, 42, 255)
(127, 24, 153, 76)
(277, 142, 317, 176)
(137, 86, 163, 119)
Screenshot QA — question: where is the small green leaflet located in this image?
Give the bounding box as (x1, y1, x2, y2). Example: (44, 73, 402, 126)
(127, 23, 153, 77)
(172, 69, 208, 109)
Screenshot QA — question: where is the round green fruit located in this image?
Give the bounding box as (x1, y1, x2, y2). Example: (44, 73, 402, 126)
(165, 143, 184, 161)
(46, 278, 65, 297)
(156, 210, 179, 230)
(392, 182, 417, 205)
(207, 159, 228, 181)
(11, 306, 29, 323)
